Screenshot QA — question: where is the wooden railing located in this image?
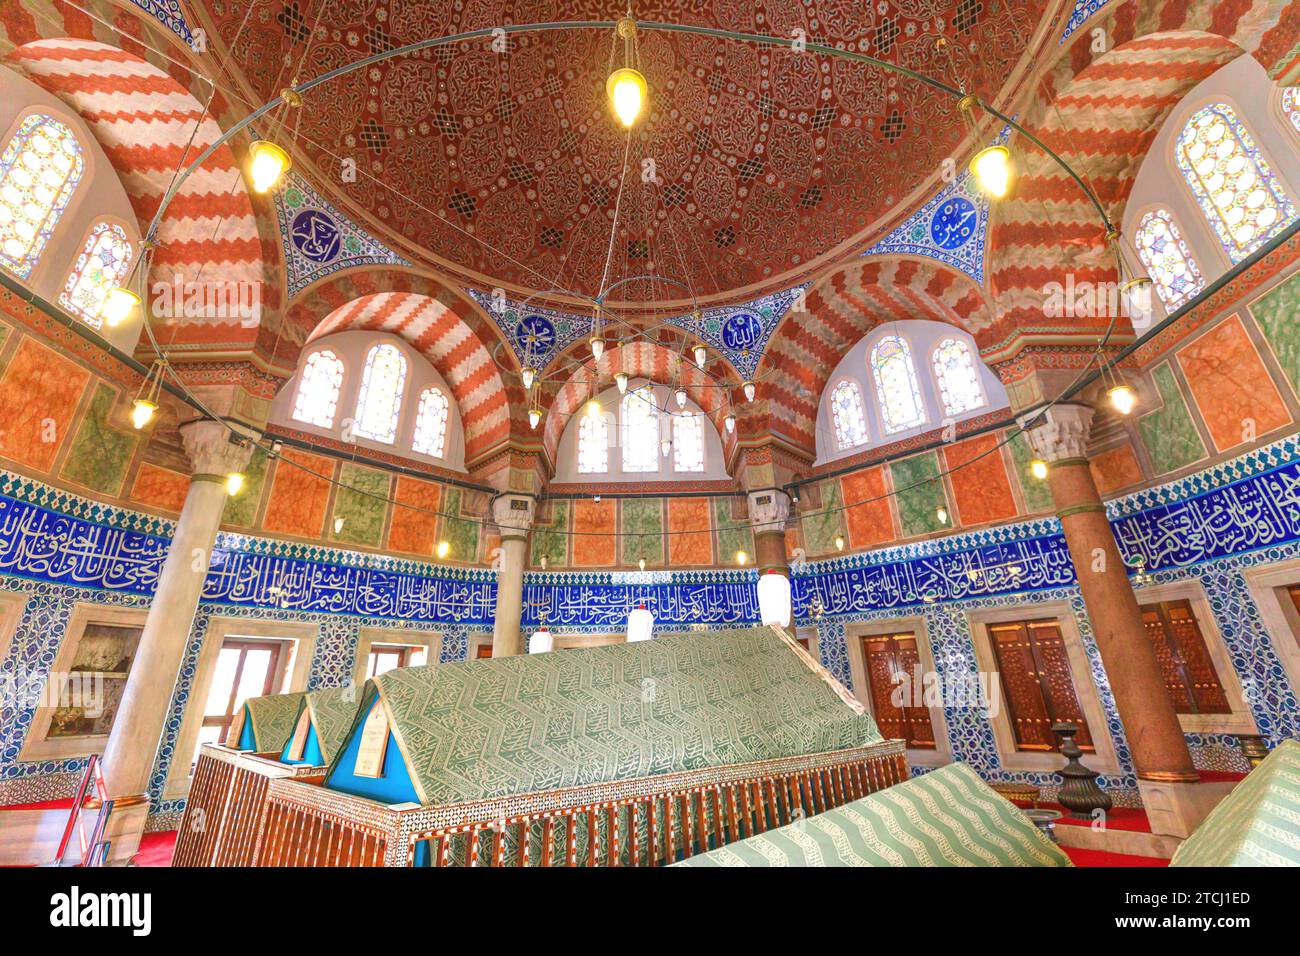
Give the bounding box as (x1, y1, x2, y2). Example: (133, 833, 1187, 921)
(172, 745, 323, 867)
(254, 740, 907, 867)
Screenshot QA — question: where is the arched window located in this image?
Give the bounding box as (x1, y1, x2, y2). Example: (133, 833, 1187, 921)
(931, 338, 985, 416)
(411, 386, 450, 458)
(1175, 102, 1296, 262)
(59, 221, 134, 329)
(1134, 209, 1205, 312)
(830, 379, 868, 450)
(0, 113, 85, 279)
(870, 335, 926, 434)
(577, 410, 608, 474)
(291, 349, 345, 428)
(672, 413, 704, 472)
(622, 386, 659, 472)
(1282, 87, 1299, 136)
(353, 342, 407, 443)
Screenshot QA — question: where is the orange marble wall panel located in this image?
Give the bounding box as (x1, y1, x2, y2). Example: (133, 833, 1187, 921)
(1177, 315, 1291, 452)
(387, 476, 441, 555)
(942, 434, 1018, 527)
(0, 338, 89, 472)
(130, 462, 190, 512)
(261, 449, 333, 538)
(1089, 444, 1144, 496)
(572, 498, 616, 566)
(841, 466, 894, 548)
(668, 497, 713, 566)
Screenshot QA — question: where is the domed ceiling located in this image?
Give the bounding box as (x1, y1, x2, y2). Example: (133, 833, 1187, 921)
(199, 0, 1050, 306)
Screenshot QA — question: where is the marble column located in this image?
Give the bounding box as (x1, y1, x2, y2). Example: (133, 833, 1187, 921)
(491, 493, 535, 657)
(100, 420, 253, 860)
(1022, 404, 1205, 835)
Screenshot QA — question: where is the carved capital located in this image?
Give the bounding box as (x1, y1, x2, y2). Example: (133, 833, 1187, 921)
(747, 489, 791, 536)
(491, 493, 536, 536)
(179, 420, 256, 478)
(1018, 403, 1094, 463)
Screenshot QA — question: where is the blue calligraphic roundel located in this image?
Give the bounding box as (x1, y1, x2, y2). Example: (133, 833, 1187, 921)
(929, 197, 977, 251)
(513, 314, 556, 359)
(721, 312, 764, 351)
(290, 209, 342, 263)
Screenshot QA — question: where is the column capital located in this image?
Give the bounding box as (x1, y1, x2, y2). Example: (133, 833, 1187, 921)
(179, 420, 256, 479)
(1018, 402, 1095, 464)
(491, 492, 536, 536)
(747, 489, 791, 537)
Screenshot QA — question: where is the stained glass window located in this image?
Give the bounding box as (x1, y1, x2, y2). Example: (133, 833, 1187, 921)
(830, 379, 868, 450)
(353, 342, 407, 443)
(870, 334, 926, 434)
(931, 338, 985, 417)
(622, 386, 660, 472)
(291, 349, 345, 428)
(411, 386, 450, 458)
(1134, 208, 1205, 312)
(1282, 87, 1299, 136)
(577, 411, 608, 473)
(672, 413, 705, 472)
(59, 221, 134, 329)
(1175, 102, 1296, 262)
(0, 113, 85, 279)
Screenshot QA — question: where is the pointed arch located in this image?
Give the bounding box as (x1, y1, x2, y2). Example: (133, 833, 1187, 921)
(0, 111, 83, 278)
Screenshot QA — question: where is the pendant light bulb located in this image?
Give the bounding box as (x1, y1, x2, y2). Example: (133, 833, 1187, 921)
(248, 140, 291, 193)
(742, 380, 756, 402)
(130, 399, 157, 430)
(936, 505, 948, 524)
(693, 344, 707, 369)
(1108, 383, 1137, 416)
(835, 535, 845, 552)
(1030, 458, 1049, 481)
(724, 413, 736, 434)
(101, 286, 140, 327)
(606, 67, 648, 128)
(521, 366, 536, 390)
(969, 145, 1013, 200)
(333, 516, 345, 534)
(638, 558, 646, 571)
(586, 399, 602, 419)
(615, 372, 628, 394)
(589, 334, 605, 362)
(528, 407, 542, 430)
(660, 438, 671, 458)
(674, 387, 687, 409)
(225, 472, 246, 497)
(436, 540, 450, 559)
(735, 549, 749, 566)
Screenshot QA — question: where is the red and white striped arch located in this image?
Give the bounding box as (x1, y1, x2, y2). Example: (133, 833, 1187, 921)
(541, 339, 741, 466)
(6, 36, 272, 347)
(302, 288, 517, 463)
(757, 257, 990, 456)
(986, 0, 1298, 363)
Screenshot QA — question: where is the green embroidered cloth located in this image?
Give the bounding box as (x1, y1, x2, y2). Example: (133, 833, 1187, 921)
(1172, 739, 1300, 867)
(367, 626, 882, 806)
(673, 762, 1072, 867)
(303, 687, 361, 764)
(242, 691, 306, 751)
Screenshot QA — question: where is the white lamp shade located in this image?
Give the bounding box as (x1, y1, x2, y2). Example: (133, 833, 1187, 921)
(757, 571, 792, 628)
(627, 604, 655, 642)
(528, 629, 554, 654)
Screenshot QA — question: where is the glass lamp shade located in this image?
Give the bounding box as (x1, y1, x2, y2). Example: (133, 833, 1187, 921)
(742, 381, 756, 402)
(627, 603, 655, 642)
(528, 629, 554, 654)
(615, 372, 629, 394)
(757, 570, 792, 628)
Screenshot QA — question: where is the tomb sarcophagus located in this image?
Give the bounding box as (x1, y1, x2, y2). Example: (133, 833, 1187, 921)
(173, 687, 357, 867)
(254, 627, 908, 867)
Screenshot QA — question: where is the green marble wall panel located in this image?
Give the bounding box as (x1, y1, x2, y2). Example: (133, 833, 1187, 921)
(714, 497, 753, 562)
(802, 479, 847, 553)
(1138, 363, 1207, 474)
(1249, 272, 1300, 395)
(440, 487, 480, 559)
(222, 445, 269, 527)
(1006, 428, 1054, 513)
(620, 497, 664, 566)
(60, 383, 135, 497)
(530, 499, 569, 566)
(891, 451, 949, 537)
(330, 462, 390, 548)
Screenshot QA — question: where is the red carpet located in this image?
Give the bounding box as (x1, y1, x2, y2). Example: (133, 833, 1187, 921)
(135, 831, 177, 867)
(0, 797, 75, 812)
(1063, 846, 1170, 867)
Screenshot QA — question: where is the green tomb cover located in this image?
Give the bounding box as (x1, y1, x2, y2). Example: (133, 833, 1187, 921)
(284, 687, 360, 764)
(241, 691, 306, 752)
(1171, 739, 1300, 867)
(673, 762, 1073, 867)
(343, 626, 882, 806)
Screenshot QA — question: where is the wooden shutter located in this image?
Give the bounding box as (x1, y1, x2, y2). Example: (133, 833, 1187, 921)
(989, 620, 1093, 752)
(1139, 600, 1231, 714)
(860, 633, 936, 749)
